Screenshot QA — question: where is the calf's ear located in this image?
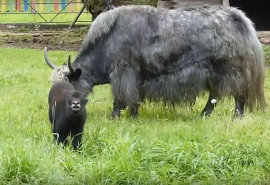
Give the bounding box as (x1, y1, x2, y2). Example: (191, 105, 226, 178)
(84, 99, 89, 105)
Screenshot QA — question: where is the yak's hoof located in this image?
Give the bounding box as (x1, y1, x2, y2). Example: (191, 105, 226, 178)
(200, 110, 212, 117)
(234, 109, 244, 119)
(130, 108, 139, 118)
(111, 111, 120, 119)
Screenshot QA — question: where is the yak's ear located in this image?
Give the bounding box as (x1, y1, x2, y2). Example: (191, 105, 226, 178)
(66, 68, 82, 81)
(66, 55, 81, 81)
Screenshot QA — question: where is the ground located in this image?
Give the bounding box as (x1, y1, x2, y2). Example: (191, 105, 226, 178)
(0, 24, 90, 52)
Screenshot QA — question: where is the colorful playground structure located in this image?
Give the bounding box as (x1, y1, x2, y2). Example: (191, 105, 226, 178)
(0, 0, 83, 12)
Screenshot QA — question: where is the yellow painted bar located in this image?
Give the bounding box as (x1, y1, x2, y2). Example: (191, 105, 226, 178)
(1, 0, 6, 12)
(76, 0, 80, 12)
(39, 0, 44, 11)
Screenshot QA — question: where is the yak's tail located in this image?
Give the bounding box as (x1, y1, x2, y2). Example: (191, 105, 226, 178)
(232, 8, 266, 111)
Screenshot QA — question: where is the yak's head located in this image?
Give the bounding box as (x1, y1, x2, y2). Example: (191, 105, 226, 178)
(44, 47, 91, 97)
(66, 90, 88, 116)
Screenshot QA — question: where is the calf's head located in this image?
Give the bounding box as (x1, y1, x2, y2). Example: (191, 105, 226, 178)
(66, 91, 88, 115)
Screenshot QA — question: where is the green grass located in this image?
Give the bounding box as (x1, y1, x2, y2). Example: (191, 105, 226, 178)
(0, 11, 92, 24)
(264, 45, 270, 65)
(1, 46, 270, 184)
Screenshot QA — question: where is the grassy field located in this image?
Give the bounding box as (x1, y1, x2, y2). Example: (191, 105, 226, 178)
(0, 11, 92, 24)
(1, 46, 270, 184)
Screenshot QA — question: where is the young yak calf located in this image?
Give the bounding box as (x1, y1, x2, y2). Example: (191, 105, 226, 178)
(48, 81, 88, 150)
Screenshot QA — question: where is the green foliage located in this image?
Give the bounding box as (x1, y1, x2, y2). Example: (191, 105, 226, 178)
(1, 47, 270, 184)
(83, 0, 158, 14)
(0, 12, 91, 23)
(263, 45, 270, 65)
(121, 0, 158, 6)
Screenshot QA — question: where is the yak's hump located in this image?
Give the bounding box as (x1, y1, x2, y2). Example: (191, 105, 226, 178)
(84, 7, 119, 44)
(83, 5, 154, 45)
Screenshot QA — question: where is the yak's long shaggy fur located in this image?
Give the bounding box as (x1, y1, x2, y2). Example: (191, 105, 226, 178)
(83, 8, 118, 44)
(141, 60, 209, 105)
(50, 66, 70, 84)
(45, 4, 266, 118)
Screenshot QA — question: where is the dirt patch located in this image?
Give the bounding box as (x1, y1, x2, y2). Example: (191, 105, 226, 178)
(0, 27, 89, 51)
(0, 23, 91, 32)
(1, 27, 270, 56)
(258, 31, 270, 45)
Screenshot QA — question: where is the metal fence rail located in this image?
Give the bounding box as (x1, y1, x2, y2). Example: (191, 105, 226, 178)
(0, 0, 91, 24)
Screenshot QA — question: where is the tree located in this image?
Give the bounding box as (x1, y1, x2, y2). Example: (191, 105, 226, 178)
(82, 0, 158, 21)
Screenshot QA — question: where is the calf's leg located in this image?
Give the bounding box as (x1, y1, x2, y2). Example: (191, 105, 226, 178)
(54, 130, 69, 147)
(71, 125, 85, 151)
(53, 119, 69, 147)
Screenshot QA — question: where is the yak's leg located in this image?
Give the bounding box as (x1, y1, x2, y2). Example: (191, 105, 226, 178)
(111, 98, 126, 118)
(129, 88, 144, 117)
(234, 96, 245, 119)
(201, 90, 219, 116)
(130, 103, 140, 117)
(190, 95, 196, 108)
(111, 67, 141, 118)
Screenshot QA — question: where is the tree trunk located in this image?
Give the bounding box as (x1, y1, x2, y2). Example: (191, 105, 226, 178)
(157, 0, 172, 9)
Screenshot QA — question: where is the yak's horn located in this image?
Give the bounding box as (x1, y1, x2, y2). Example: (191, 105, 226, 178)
(44, 46, 58, 69)
(67, 55, 75, 73)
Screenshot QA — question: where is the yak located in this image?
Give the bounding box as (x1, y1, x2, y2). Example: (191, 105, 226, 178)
(48, 81, 88, 150)
(43, 4, 266, 119)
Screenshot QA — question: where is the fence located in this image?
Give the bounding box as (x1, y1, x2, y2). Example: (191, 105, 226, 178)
(0, 0, 90, 24)
(0, 0, 83, 12)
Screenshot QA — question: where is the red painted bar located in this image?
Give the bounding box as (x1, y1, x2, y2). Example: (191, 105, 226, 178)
(54, 0, 58, 11)
(68, 0, 73, 12)
(31, 0, 36, 12)
(16, 0, 21, 11)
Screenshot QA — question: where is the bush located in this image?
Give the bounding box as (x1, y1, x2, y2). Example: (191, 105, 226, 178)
(82, 0, 158, 21)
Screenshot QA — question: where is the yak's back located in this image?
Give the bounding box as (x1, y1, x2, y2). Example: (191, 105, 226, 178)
(83, 4, 256, 44)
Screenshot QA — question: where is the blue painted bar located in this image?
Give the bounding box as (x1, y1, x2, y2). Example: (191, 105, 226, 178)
(24, 0, 28, 11)
(61, 0, 65, 10)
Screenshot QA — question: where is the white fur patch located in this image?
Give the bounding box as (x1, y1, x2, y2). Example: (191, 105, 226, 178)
(211, 99, 217, 104)
(51, 101, 56, 132)
(50, 66, 70, 84)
